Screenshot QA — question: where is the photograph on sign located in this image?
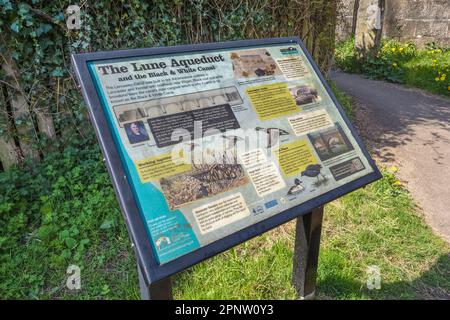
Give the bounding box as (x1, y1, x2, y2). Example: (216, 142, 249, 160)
(82, 41, 377, 265)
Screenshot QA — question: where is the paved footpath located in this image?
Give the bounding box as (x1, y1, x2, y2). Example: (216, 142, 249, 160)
(331, 71, 450, 242)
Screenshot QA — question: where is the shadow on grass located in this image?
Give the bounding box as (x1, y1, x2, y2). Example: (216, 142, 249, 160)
(317, 253, 450, 300)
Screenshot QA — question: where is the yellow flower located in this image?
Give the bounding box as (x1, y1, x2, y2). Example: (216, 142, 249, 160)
(433, 59, 438, 63)
(393, 180, 402, 186)
(435, 77, 440, 81)
(392, 62, 398, 68)
(441, 74, 447, 81)
(448, 86, 450, 91)
(391, 48, 396, 52)
(389, 166, 398, 173)
(436, 49, 442, 53)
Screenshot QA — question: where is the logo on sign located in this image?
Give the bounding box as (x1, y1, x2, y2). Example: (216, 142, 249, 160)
(264, 199, 278, 209)
(280, 47, 299, 56)
(252, 205, 264, 215)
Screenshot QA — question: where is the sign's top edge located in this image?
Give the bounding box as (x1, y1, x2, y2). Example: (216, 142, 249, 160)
(71, 36, 301, 63)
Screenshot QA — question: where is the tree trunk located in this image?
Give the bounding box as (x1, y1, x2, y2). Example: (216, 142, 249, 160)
(352, 0, 360, 36)
(354, 0, 385, 59)
(36, 110, 56, 140)
(36, 80, 56, 141)
(2, 54, 40, 161)
(0, 84, 18, 169)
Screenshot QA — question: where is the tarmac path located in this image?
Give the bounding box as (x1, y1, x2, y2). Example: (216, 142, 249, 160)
(331, 71, 450, 242)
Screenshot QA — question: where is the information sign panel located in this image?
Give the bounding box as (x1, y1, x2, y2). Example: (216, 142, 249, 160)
(72, 37, 381, 283)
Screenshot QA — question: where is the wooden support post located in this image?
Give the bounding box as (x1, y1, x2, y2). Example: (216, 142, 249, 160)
(292, 206, 324, 300)
(137, 264, 173, 300)
(136, 206, 324, 300)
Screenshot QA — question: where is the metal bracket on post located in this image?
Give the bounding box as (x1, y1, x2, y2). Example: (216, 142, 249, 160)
(138, 263, 173, 300)
(292, 206, 324, 300)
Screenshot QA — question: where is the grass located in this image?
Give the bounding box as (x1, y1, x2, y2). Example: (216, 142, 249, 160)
(402, 51, 450, 95)
(328, 81, 354, 120)
(173, 170, 450, 299)
(334, 37, 450, 97)
(1, 86, 449, 300)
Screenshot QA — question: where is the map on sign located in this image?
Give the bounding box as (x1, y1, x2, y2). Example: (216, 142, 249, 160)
(79, 40, 378, 265)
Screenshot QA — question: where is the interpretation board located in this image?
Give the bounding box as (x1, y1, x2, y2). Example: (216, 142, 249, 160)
(72, 37, 381, 284)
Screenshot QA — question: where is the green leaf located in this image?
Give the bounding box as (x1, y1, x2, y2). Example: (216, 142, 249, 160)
(77, 239, 90, 252)
(53, 12, 65, 21)
(100, 219, 115, 229)
(65, 237, 77, 249)
(51, 67, 63, 77)
(1, 0, 12, 11)
(36, 24, 52, 36)
(60, 229, 70, 239)
(60, 249, 71, 259)
(10, 21, 19, 33)
(18, 3, 29, 15)
(40, 202, 52, 215)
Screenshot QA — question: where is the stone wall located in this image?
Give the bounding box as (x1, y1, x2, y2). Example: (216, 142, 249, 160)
(337, 0, 450, 46)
